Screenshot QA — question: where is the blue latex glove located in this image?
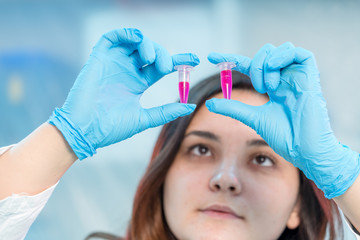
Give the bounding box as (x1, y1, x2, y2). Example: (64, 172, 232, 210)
(48, 28, 199, 160)
(206, 42, 360, 198)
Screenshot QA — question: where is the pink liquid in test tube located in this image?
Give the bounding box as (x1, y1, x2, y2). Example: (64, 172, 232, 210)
(174, 65, 193, 104)
(179, 81, 190, 103)
(217, 62, 236, 99)
(220, 69, 232, 99)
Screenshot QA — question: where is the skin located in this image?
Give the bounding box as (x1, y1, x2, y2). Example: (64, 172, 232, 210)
(0, 91, 359, 235)
(163, 90, 301, 240)
(0, 123, 76, 199)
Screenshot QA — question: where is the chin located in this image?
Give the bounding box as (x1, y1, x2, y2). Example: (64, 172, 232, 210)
(188, 232, 248, 240)
(179, 225, 249, 240)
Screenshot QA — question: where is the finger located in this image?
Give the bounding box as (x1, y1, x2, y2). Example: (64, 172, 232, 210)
(143, 103, 196, 128)
(141, 52, 200, 87)
(263, 42, 294, 92)
(250, 44, 275, 94)
(154, 42, 173, 74)
(137, 36, 156, 66)
(207, 52, 251, 76)
(140, 43, 173, 87)
(205, 98, 263, 132)
(94, 28, 143, 55)
(172, 53, 200, 68)
(267, 46, 316, 69)
(132, 42, 172, 72)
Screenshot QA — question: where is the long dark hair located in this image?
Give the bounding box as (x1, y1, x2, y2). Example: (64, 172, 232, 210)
(86, 71, 343, 240)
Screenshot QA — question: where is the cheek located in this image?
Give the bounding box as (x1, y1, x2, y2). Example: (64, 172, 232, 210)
(247, 164, 299, 207)
(163, 162, 209, 236)
(245, 171, 300, 235)
(164, 158, 210, 202)
(249, 180, 294, 213)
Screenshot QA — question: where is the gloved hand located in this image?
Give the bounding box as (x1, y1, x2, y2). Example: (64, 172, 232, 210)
(206, 42, 360, 198)
(48, 28, 199, 160)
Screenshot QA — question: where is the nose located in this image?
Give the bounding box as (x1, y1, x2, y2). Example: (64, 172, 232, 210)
(209, 166, 242, 195)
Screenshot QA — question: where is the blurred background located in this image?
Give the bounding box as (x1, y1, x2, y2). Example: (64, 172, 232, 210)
(1, 0, 360, 239)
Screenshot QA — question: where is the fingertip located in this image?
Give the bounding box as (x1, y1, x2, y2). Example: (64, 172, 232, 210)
(266, 51, 291, 69)
(205, 98, 223, 112)
(264, 72, 280, 92)
(185, 103, 197, 112)
(205, 99, 214, 110)
(266, 57, 279, 69)
(139, 36, 156, 65)
(207, 52, 223, 64)
(249, 66, 267, 94)
(154, 45, 173, 74)
(266, 43, 296, 69)
(171, 103, 196, 118)
(158, 62, 173, 75)
(172, 53, 200, 68)
(191, 54, 200, 66)
(144, 54, 156, 65)
(295, 47, 317, 66)
(208, 52, 252, 76)
(96, 28, 144, 48)
(250, 44, 276, 93)
(174, 104, 196, 117)
(127, 28, 143, 42)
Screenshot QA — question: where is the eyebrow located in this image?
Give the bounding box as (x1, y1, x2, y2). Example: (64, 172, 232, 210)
(247, 139, 269, 147)
(184, 131, 220, 142)
(184, 131, 269, 147)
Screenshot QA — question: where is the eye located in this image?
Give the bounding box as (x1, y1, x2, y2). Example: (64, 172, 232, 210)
(252, 155, 274, 167)
(190, 144, 212, 157)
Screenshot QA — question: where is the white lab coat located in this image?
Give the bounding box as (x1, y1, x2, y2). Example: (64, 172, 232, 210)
(0, 145, 359, 240)
(0, 146, 57, 240)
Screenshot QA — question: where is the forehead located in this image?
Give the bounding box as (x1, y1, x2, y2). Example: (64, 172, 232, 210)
(186, 89, 268, 140)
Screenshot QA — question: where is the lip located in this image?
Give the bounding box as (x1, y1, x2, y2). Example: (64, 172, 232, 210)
(200, 205, 243, 220)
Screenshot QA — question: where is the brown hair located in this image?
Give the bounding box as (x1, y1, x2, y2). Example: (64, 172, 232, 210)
(86, 71, 343, 240)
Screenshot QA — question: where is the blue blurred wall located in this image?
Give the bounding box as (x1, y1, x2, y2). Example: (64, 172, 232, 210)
(1, 0, 360, 239)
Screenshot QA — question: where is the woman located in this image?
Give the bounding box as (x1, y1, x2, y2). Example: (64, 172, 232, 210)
(0, 28, 359, 239)
(88, 71, 344, 239)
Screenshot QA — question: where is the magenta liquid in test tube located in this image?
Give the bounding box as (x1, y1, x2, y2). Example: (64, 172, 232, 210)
(174, 65, 193, 104)
(217, 62, 236, 99)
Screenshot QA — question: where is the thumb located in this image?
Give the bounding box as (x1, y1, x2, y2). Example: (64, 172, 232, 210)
(205, 98, 262, 131)
(144, 103, 196, 128)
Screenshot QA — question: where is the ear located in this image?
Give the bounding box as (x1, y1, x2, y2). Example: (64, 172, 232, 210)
(286, 197, 301, 229)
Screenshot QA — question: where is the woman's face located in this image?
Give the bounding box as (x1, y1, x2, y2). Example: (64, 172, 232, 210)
(163, 89, 301, 240)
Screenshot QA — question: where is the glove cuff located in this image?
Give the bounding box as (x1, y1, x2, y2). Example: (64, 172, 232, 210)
(48, 108, 96, 160)
(319, 145, 360, 199)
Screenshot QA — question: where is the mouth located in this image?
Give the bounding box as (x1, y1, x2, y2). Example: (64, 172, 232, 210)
(199, 205, 244, 220)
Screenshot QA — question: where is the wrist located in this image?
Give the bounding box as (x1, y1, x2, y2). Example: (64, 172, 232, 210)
(47, 108, 96, 160)
(316, 144, 360, 199)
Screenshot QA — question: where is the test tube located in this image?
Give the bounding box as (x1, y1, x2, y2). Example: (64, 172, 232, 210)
(217, 62, 236, 99)
(174, 65, 193, 104)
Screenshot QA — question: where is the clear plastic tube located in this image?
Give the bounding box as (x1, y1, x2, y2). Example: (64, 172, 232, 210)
(217, 62, 236, 99)
(174, 65, 193, 103)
